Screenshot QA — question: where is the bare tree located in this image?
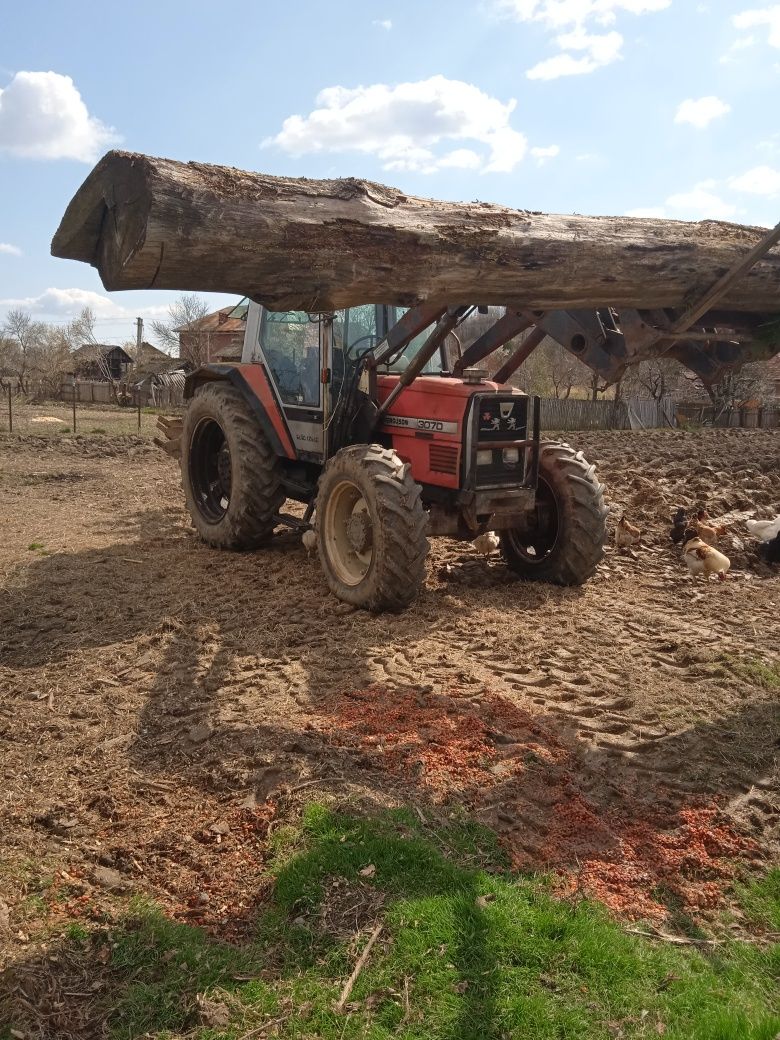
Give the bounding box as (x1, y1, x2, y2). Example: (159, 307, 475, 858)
(2, 310, 47, 394)
(0, 331, 20, 380)
(620, 357, 686, 402)
(29, 326, 72, 400)
(707, 362, 772, 416)
(151, 293, 210, 366)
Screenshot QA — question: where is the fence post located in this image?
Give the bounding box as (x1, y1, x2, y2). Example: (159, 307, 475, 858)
(72, 381, 77, 432)
(136, 388, 141, 431)
(6, 382, 11, 433)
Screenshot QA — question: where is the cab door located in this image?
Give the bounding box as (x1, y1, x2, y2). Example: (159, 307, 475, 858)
(253, 307, 326, 460)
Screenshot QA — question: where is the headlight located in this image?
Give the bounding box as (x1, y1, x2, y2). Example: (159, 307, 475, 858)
(476, 449, 493, 466)
(502, 448, 519, 464)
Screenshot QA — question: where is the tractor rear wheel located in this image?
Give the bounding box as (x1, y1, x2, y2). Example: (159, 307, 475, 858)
(181, 382, 283, 549)
(315, 444, 428, 612)
(500, 441, 607, 585)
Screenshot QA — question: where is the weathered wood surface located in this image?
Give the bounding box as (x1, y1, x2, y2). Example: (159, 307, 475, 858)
(51, 150, 780, 314)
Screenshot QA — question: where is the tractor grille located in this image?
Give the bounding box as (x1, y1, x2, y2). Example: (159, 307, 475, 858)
(429, 443, 459, 475)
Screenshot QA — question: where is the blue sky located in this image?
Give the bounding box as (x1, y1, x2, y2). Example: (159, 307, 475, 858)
(1, 0, 779, 346)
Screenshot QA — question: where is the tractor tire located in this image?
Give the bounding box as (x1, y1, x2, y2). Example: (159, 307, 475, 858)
(500, 441, 607, 585)
(181, 381, 283, 549)
(315, 443, 429, 612)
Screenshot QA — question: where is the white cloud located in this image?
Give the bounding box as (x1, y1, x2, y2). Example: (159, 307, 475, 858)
(0, 71, 119, 162)
(0, 242, 22, 256)
(666, 181, 737, 219)
(733, 5, 780, 47)
(437, 148, 484, 169)
(625, 206, 667, 217)
(530, 144, 560, 163)
(729, 164, 780, 195)
(674, 96, 731, 129)
(527, 29, 623, 77)
(372, 18, 392, 29)
(265, 76, 528, 174)
(495, 0, 667, 77)
(719, 34, 756, 62)
(496, 0, 669, 30)
(0, 287, 169, 322)
(627, 180, 740, 221)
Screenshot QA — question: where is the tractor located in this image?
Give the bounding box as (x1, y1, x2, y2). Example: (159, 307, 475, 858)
(177, 301, 609, 611)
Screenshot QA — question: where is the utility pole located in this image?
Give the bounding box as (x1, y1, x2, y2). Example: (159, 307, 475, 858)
(136, 317, 144, 367)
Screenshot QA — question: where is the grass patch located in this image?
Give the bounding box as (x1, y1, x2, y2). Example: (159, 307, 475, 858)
(26, 541, 51, 556)
(737, 870, 780, 933)
(2, 807, 778, 1040)
(722, 654, 780, 690)
(89, 426, 107, 434)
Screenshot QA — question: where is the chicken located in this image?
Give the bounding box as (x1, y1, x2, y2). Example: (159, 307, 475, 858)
(473, 531, 500, 558)
(746, 516, 780, 543)
(302, 529, 317, 556)
(682, 530, 730, 580)
(695, 520, 728, 544)
(759, 532, 780, 564)
(670, 507, 688, 545)
(615, 515, 641, 548)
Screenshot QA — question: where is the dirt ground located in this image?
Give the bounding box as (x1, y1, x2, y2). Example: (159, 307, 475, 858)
(0, 427, 778, 961)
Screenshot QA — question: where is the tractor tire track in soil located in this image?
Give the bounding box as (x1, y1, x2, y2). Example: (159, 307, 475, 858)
(0, 429, 778, 947)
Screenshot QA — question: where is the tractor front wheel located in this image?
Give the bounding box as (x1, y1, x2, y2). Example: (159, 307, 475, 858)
(315, 444, 429, 612)
(500, 441, 607, 585)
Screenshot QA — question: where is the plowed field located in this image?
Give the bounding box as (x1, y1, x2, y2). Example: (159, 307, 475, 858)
(1, 428, 778, 954)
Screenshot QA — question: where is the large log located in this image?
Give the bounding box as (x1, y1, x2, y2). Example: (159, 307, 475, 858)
(51, 150, 780, 315)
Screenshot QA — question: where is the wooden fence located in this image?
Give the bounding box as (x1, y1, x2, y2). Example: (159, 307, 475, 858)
(540, 396, 675, 431)
(674, 402, 780, 429)
(58, 379, 186, 408)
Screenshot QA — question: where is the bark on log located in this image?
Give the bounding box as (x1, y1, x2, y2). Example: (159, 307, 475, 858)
(51, 150, 780, 315)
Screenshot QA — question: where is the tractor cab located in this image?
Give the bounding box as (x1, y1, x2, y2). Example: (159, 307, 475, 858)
(239, 302, 458, 460)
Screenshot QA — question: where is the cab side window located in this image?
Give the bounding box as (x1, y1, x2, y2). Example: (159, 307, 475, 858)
(260, 311, 320, 407)
(344, 305, 378, 355)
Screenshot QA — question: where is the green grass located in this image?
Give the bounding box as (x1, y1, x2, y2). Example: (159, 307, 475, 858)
(722, 654, 780, 690)
(3, 807, 778, 1040)
(736, 870, 780, 933)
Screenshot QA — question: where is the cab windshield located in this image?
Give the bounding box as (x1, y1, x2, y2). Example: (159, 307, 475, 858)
(383, 307, 445, 375)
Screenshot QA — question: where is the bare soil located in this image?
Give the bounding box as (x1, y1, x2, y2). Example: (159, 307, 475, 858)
(0, 428, 778, 960)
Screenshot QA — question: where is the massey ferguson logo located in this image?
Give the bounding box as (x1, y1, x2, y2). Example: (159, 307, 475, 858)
(383, 415, 459, 434)
(481, 401, 518, 432)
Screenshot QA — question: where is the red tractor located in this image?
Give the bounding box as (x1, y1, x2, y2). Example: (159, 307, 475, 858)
(178, 301, 609, 611)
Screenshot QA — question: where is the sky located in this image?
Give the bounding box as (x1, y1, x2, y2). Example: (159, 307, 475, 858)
(1, 0, 779, 347)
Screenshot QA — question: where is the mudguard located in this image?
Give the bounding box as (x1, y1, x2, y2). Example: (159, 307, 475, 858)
(184, 364, 296, 460)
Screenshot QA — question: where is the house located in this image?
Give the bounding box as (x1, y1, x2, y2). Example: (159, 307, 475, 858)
(69, 344, 133, 381)
(177, 300, 248, 364)
(131, 341, 183, 377)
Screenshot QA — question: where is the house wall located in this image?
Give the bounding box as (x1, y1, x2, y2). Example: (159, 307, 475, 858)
(179, 329, 244, 363)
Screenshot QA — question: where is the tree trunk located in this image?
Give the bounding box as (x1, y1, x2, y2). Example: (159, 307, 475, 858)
(51, 150, 780, 314)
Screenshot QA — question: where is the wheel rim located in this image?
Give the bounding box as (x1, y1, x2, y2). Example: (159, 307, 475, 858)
(189, 417, 232, 522)
(322, 479, 374, 586)
(505, 475, 559, 564)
